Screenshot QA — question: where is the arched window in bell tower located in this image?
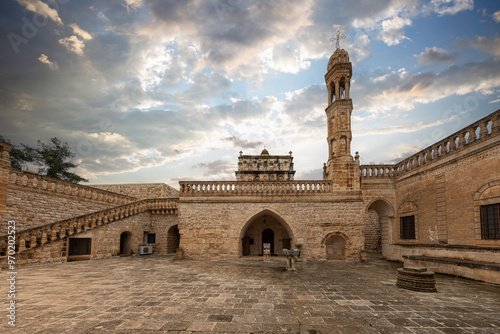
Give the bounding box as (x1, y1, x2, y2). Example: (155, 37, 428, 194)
(339, 77, 346, 99)
(330, 81, 336, 103)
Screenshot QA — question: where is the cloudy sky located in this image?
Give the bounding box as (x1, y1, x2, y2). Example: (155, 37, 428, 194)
(1, 0, 499, 188)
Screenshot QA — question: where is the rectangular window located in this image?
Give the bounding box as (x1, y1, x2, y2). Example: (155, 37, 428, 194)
(400, 216, 415, 239)
(481, 204, 500, 239)
(68, 238, 91, 256)
(144, 233, 156, 244)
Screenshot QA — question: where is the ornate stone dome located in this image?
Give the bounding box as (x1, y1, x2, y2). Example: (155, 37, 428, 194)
(327, 48, 350, 72)
(261, 148, 269, 155)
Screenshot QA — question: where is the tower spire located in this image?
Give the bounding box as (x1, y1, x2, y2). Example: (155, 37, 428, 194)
(323, 46, 359, 190)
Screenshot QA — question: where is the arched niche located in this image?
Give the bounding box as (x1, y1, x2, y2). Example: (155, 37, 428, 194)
(239, 209, 294, 257)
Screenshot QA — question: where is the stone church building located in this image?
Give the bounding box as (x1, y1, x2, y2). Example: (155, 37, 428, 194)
(1, 48, 499, 284)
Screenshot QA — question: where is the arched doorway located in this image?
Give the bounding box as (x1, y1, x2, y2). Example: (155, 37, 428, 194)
(120, 231, 132, 255)
(167, 225, 180, 253)
(366, 199, 395, 257)
(262, 228, 274, 254)
(325, 235, 346, 260)
(239, 210, 294, 257)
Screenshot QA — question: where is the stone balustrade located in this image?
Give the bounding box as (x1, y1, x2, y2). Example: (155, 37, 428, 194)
(179, 180, 335, 196)
(360, 165, 397, 178)
(8, 169, 136, 205)
(0, 198, 178, 256)
(361, 110, 500, 179)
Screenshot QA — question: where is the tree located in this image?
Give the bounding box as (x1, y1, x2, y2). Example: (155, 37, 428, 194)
(0, 136, 88, 183)
(35, 138, 88, 183)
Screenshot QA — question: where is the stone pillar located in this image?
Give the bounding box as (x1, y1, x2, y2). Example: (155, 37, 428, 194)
(0, 141, 13, 215)
(494, 114, 500, 133)
(334, 80, 340, 100)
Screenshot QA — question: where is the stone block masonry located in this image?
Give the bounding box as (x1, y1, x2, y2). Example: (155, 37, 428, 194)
(178, 200, 366, 261)
(13, 210, 179, 266)
(0, 169, 136, 234)
(91, 183, 179, 199)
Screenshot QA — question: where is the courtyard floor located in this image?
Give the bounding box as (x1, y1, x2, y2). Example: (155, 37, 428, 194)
(1, 254, 500, 334)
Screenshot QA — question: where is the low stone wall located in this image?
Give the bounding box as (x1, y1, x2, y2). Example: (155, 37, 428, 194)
(91, 183, 179, 200)
(404, 255, 500, 285)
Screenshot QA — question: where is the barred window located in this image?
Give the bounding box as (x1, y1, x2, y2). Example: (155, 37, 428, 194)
(400, 215, 415, 239)
(481, 204, 500, 239)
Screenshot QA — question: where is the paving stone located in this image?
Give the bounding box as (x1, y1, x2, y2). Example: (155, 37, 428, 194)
(1, 254, 499, 334)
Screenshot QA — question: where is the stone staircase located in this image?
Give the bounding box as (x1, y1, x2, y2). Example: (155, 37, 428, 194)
(0, 198, 178, 267)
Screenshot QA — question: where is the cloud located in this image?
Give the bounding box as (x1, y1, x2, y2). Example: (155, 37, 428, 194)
(418, 46, 459, 65)
(69, 23, 92, 41)
(123, 0, 143, 11)
(494, 10, 500, 23)
(16, 0, 63, 25)
(354, 112, 464, 136)
(224, 136, 264, 149)
(38, 54, 58, 70)
(260, 44, 311, 74)
(458, 36, 500, 56)
(58, 35, 87, 55)
(193, 160, 235, 178)
(422, 0, 474, 16)
(351, 0, 418, 46)
(378, 16, 412, 46)
(360, 58, 500, 114)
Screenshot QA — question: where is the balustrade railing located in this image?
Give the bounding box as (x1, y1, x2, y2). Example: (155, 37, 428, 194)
(179, 180, 335, 196)
(361, 110, 500, 179)
(0, 198, 178, 256)
(360, 165, 396, 178)
(8, 169, 136, 205)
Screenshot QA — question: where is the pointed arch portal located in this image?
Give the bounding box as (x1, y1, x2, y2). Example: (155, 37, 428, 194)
(239, 210, 294, 257)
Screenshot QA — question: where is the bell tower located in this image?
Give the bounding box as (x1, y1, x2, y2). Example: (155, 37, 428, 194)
(323, 47, 360, 189)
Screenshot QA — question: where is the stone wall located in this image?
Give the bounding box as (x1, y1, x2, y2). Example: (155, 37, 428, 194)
(393, 145, 500, 248)
(360, 109, 500, 267)
(177, 199, 365, 261)
(12, 211, 179, 266)
(0, 170, 135, 234)
(365, 209, 381, 252)
(91, 183, 179, 200)
(151, 214, 179, 254)
(0, 141, 12, 215)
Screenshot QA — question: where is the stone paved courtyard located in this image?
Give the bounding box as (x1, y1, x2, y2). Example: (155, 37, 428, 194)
(1, 255, 500, 334)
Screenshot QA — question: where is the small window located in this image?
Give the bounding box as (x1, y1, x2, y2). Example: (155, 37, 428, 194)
(68, 238, 91, 256)
(400, 216, 415, 239)
(144, 233, 156, 244)
(481, 204, 500, 239)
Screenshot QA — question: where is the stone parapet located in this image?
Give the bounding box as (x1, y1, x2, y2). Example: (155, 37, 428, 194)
(180, 180, 337, 197)
(360, 109, 500, 181)
(8, 169, 136, 205)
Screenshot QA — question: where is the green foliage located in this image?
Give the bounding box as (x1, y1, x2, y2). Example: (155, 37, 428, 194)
(0, 136, 88, 183)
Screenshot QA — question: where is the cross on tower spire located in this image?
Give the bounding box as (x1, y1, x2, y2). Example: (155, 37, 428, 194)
(330, 28, 346, 50)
